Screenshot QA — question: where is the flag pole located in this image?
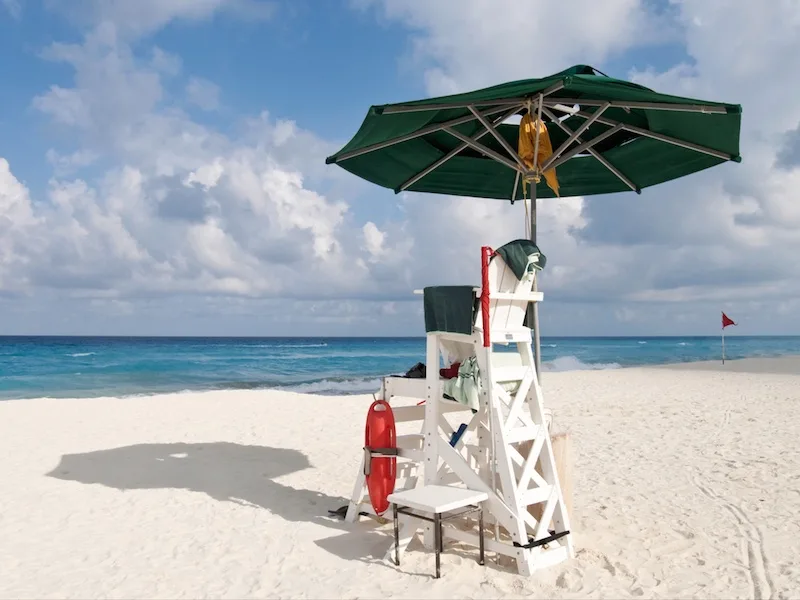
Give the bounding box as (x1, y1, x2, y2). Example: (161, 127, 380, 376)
(721, 311, 725, 364)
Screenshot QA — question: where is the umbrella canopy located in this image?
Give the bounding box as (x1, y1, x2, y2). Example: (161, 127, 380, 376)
(325, 65, 742, 201)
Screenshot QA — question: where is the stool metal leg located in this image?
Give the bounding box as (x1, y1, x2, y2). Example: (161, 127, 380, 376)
(433, 512, 441, 579)
(393, 504, 400, 566)
(478, 506, 485, 566)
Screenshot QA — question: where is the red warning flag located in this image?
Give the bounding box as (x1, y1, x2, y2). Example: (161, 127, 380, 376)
(722, 312, 736, 329)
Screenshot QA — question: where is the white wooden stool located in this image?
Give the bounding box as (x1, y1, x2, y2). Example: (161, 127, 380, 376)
(387, 485, 488, 578)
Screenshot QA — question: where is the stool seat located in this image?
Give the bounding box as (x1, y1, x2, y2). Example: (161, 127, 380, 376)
(388, 485, 488, 578)
(388, 485, 488, 514)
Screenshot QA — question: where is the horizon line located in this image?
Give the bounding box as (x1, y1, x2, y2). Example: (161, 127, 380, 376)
(0, 334, 794, 339)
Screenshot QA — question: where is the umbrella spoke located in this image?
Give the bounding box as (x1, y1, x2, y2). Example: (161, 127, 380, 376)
(468, 106, 527, 169)
(380, 82, 565, 115)
(396, 105, 523, 193)
(443, 127, 525, 174)
(550, 106, 735, 161)
(328, 105, 512, 163)
(511, 171, 520, 203)
(541, 107, 640, 193)
(543, 98, 729, 114)
(542, 108, 642, 194)
(547, 124, 625, 171)
(540, 102, 610, 172)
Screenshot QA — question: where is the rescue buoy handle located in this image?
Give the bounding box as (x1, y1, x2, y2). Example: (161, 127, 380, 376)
(363, 446, 398, 475)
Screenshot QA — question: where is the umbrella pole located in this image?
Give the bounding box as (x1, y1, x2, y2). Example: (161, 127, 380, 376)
(528, 187, 542, 377)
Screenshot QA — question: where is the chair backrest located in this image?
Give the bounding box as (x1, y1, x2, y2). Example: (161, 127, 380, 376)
(474, 241, 542, 334)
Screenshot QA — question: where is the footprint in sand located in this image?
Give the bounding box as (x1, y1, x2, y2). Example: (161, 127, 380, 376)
(555, 567, 585, 592)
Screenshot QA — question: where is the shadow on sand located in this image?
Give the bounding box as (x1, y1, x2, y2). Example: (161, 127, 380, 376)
(46, 442, 392, 564)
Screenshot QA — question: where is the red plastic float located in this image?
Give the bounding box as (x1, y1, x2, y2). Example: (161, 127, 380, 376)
(364, 399, 397, 515)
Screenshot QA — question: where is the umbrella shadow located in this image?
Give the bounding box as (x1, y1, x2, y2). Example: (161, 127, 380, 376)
(46, 442, 350, 526)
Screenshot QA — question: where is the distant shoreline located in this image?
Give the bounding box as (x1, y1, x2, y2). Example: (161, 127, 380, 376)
(3, 336, 799, 401)
(1, 355, 798, 403)
(0, 334, 798, 340)
(655, 355, 800, 375)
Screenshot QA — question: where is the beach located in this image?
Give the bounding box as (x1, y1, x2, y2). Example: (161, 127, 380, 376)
(1, 358, 799, 599)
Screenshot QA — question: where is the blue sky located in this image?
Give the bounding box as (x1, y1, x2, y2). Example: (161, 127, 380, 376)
(1, 0, 800, 337)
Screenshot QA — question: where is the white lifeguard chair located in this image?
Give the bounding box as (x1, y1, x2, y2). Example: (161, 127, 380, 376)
(346, 240, 573, 576)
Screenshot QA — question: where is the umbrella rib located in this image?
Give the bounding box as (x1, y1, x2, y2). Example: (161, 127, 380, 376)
(381, 98, 526, 114)
(511, 171, 520, 202)
(396, 105, 523, 193)
(328, 105, 512, 163)
(543, 98, 729, 114)
(468, 105, 527, 169)
(380, 81, 565, 115)
(551, 106, 734, 160)
(541, 106, 639, 193)
(540, 102, 610, 172)
(547, 124, 625, 171)
(442, 127, 523, 173)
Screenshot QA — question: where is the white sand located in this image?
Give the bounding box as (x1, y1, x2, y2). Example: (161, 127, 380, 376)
(2, 362, 800, 599)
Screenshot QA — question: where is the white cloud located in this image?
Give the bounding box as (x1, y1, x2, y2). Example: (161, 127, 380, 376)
(150, 47, 182, 76)
(362, 222, 386, 260)
(5, 0, 800, 334)
(186, 77, 221, 111)
(45, 148, 99, 175)
(51, 0, 277, 39)
(1, 0, 21, 19)
(0, 26, 386, 306)
(354, 0, 676, 95)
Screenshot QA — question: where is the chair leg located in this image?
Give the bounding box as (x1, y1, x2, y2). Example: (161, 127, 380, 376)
(434, 513, 441, 579)
(393, 504, 400, 566)
(478, 506, 485, 566)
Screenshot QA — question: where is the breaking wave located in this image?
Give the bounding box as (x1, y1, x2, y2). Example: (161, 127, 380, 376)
(542, 355, 621, 372)
(280, 377, 382, 395)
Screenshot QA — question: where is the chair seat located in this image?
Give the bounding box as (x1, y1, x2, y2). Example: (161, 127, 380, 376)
(388, 485, 488, 514)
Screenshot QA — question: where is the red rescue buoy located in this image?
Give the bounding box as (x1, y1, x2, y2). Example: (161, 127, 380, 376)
(364, 399, 396, 515)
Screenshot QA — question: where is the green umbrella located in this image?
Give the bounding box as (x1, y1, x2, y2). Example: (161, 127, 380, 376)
(326, 64, 742, 372)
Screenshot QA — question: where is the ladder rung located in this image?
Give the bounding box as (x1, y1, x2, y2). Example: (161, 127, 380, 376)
(521, 485, 552, 506)
(492, 366, 530, 382)
(492, 329, 533, 343)
(506, 425, 540, 444)
(489, 292, 543, 301)
(397, 449, 424, 462)
(396, 434, 424, 450)
(473, 327, 532, 344)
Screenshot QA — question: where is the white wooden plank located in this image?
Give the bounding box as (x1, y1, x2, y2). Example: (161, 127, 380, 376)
(517, 430, 547, 492)
(521, 485, 553, 507)
(442, 526, 523, 559)
(506, 425, 540, 444)
(534, 488, 559, 539)
(489, 292, 544, 301)
(345, 454, 367, 523)
(504, 372, 533, 429)
(491, 365, 528, 382)
(437, 438, 516, 532)
(396, 434, 424, 450)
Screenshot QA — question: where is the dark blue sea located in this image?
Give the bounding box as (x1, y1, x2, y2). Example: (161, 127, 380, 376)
(0, 336, 798, 400)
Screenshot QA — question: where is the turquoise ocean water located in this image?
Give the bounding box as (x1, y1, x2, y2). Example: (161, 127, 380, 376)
(1, 336, 798, 400)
